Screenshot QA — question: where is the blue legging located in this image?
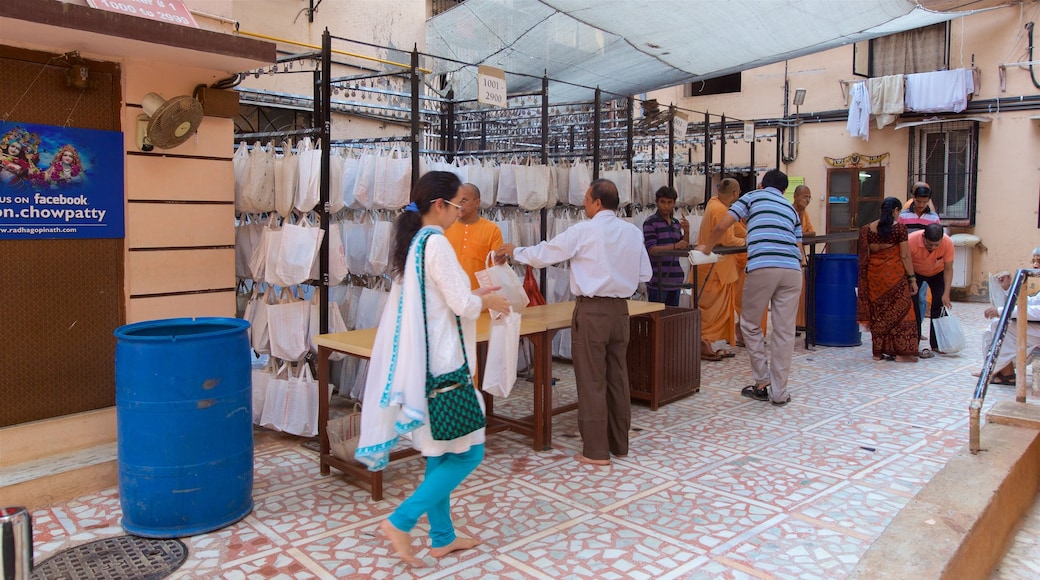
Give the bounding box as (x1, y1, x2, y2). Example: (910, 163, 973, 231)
(388, 444, 484, 548)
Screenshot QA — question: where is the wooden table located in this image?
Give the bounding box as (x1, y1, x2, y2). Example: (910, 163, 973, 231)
(313, 299, 662, 499)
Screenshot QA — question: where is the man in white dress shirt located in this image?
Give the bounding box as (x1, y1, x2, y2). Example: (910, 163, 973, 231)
(497, 179, 652, 466)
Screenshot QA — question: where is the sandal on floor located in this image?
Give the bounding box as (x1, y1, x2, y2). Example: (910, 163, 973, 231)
(735, 340, 746, 348)
(873, 354, 896, 361)
(991, 373, 1017, 386)
(741, 385, 769, 401)
(701, 351, 723, 361)
(719, 350, 736, 358)
(919, 348, 935, 359)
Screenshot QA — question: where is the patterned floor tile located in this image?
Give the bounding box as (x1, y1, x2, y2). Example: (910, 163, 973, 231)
(804, 415, 936, 451)
(502, 514, 706, 579)
(721, 515, 871, 580)
(518, 458, 673, 509)
(851, 452, 947, 496)
(853, 397, 968, 430)
(663, 415, 799, 453)
(688, 455, 843, 511)
(719, 401, 843, 431)
(611, 430, 740, 479)
(604, 482, 781, 553)
(252, 479, 395, 544)
(753, 432, 891, 479)
(791, 481, 911, 538)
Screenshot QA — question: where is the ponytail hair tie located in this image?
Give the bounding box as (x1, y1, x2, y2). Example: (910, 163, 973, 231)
(403, 202, 419, 213)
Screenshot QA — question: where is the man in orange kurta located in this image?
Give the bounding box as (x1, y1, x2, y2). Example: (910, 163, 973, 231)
(793, 185, 816, 327)
(444, 183, 504, 289)
(696, 178, 744, 357)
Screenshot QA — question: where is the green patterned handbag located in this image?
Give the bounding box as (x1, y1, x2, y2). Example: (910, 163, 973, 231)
(416, 229, 486, 441)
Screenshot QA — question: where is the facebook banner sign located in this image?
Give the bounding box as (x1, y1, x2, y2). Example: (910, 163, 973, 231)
(0, 121, 124, 240)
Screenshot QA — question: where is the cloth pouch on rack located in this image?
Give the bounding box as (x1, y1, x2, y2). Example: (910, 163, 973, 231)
(295, 138, 321, 212)
(328, 148, 345, 214)
(368, 219, 392, 276)
(267, 291, 311, 362)
(341, 149, 363, 209)
(497, 159, 519, 205)
(468, 160, 497, 208)
(344, 220, 371, 275)
(283, 363, 325, 437)
(328, 221, 349, 284)
(235, 217, 262, 280)
(273, 146, 297, 218)
(568, 161, 591, 206)
(233, 142, 251, 213)
(245, 144, 275, 213)
(355, 285, 388, 329)
(244, 286, 272, 355)
(251, 360, 276, 425)
(259, 363, 292, 432)
(516, 162, 549, 210)
(374, 146, 411, 210)
(309, 296, 349, 361)
(275, 216, 324, 286)
(353, 149, 379, 209)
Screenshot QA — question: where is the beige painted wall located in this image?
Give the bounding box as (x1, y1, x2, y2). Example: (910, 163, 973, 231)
(650, 5, 1040, 298)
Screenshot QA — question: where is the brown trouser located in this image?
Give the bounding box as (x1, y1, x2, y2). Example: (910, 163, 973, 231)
(571, 296, 631, 460)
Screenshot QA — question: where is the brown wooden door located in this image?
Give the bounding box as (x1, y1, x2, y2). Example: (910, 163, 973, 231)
(825, 167, 884, 254)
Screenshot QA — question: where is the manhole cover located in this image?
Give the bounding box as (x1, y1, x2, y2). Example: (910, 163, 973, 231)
(31, 535, 188, 580)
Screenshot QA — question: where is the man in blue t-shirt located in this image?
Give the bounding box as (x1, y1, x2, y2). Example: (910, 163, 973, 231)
(695, 169, 803, 406)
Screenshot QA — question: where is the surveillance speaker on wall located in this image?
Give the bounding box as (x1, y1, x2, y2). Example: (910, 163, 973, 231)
(136, 92, 204, 150)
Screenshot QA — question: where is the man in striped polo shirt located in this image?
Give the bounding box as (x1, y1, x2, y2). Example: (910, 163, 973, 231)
(696, 169, 803, 406)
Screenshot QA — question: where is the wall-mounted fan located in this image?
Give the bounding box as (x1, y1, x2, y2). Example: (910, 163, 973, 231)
(135, 93, 204, 151)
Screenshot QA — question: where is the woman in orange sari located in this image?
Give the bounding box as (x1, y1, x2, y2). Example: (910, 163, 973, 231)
(856, 197, 919, 362)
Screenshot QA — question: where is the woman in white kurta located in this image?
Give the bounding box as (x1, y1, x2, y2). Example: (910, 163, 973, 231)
(355, 171, 509, 566)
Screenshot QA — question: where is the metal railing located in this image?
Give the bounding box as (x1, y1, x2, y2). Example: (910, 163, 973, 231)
(970, 268, 1040, 454)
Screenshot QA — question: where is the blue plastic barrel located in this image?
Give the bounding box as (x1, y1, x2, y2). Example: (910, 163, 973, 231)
(813, 254, 862, 347)
(114, 317, 253, 538)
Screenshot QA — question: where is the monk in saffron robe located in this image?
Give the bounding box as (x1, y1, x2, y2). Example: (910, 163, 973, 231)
(695, 178, 744, 358)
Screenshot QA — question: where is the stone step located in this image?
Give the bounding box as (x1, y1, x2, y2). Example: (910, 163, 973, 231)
(0, 443, 118, 510)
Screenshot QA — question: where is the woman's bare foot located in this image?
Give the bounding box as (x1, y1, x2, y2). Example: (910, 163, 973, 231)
(379, 519, 424, 567)
(430, 536, 482, 558)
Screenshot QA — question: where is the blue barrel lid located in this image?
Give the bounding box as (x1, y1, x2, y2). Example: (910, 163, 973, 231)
(114, 317, 250, 342)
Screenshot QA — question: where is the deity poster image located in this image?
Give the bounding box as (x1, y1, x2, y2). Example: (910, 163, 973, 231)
(0, 121, 124, 240)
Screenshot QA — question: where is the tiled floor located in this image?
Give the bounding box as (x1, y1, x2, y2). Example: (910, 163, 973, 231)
(27, 301, 1040, 579)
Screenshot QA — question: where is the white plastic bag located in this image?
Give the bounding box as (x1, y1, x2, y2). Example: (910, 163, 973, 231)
(483, 309, 521, 397)
(933, 306, 965, 354)
(475, 251, 529, 311)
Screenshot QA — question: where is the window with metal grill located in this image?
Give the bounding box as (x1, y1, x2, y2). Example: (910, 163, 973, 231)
(909, 120, 978, 225)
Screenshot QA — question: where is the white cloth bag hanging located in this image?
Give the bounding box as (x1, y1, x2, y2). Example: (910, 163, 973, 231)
(251, 359, 276, 425)
(233, 142, 251, 213)
(602, 163, 632, 207)
(568, 160, 591, 206)
(344, 218, 372, 275)
(295, 138, 321, 213)
(341, 149, 364, 210)
(497, 158, 520, 205)
(267, 289, 311, 362)
(374, 146, 411, 210)
(367, 218, 392, 276)
(353, 148, 379, 209)
(328, 148, 345, 214)
(274, 144, 297, 218)
(274, 215, 324, 286)
(482, 309, 522, 397)
(259, 363, 292, 431)
(468, 159, 497, 208)
(245, 143, 275, 213)
(545, 160, 559, 208)
(235, 216, 263, 280)
(516, 161, 550, 210)
(554, 162, 570, 206)
(328, 221, 349, 284)
(355, 284, 388, 329)
(244, 286, 272, 355)
(308, 295, 350, 360)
